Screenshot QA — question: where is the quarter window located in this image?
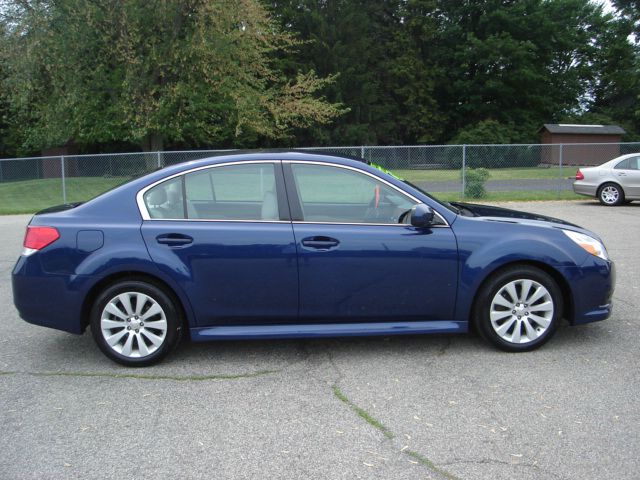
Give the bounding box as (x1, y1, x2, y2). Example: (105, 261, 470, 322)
(290, 164, 415, 224)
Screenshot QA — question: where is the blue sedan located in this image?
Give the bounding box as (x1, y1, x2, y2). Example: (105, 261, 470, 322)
(12, 152, 615, 366)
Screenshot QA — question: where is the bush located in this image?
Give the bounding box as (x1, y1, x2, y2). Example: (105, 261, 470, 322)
(464, 167, 490, 199)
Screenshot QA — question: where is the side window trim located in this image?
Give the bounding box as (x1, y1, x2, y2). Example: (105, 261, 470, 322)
(274, 161, 292, 221)
(282, 161, 449, 227)
(282, 162, 304, 221)
(181, 175, 188, 219)
(137, 160, 290, 222)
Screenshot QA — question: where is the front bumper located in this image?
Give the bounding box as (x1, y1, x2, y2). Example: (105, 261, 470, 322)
(560, 256, 615, 325)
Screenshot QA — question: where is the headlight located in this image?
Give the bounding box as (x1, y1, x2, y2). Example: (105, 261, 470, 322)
(563, 230, 608, 260)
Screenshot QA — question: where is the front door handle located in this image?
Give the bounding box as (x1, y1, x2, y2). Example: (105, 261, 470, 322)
(156, 233, 193, 247)
(301, 236, 340, 250)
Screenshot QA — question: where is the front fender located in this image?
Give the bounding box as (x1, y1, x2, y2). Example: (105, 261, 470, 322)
(452, 219, 589, 321)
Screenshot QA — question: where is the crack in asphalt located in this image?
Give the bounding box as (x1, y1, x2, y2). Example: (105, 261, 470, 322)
(439, 458, 565, 480)
(321, 343, 459, 478)
(330, 380, 460, 480)
(0, 369, 278, 382)
(288, 343, 456, 476)
(436, 337, 453, 356)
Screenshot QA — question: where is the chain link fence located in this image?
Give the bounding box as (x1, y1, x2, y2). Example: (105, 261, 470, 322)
(1, 142, 639, 214)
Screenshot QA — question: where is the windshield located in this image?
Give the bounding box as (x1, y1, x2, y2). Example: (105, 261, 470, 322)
(366, 161, 459, 214)
(401, 179, 459, 214)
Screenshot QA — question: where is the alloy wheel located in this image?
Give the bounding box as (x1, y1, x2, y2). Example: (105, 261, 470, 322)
(600, 186, 620, 205)
(489, 279, 554, 345)
(100, 292, 168, 358)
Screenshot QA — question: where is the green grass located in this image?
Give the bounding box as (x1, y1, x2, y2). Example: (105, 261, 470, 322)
(0, 177, 129, 214)
(434, 190, 584, 203)
(393, 165, 580, 182)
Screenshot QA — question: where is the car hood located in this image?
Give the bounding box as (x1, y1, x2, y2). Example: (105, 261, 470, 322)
(450, 202, 581, 228)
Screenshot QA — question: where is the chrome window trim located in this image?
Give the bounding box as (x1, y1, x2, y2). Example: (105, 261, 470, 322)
(136, 158, 450, 227)
(291, 221, 449, 228)
(284, 160, 450, 227)
(136, 160, 278, 221)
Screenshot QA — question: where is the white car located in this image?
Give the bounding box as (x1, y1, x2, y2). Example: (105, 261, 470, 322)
(573, 153, 640, 206)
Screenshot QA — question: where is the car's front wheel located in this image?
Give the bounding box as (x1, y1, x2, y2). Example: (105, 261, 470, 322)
(90, 280, 182, 366)
(598, 183, 624, 206)
(475, 266, 563, 352)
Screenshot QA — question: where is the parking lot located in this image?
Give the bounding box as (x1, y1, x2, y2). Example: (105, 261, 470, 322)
(0, 200, 638, 480)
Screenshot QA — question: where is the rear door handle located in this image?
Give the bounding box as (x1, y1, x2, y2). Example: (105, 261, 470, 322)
(301, 236, 340, 250)
(156, 233, 193, 246)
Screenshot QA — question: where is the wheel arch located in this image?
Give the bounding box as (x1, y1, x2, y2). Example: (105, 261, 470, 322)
(80, 271, 193, 336)
(597, 181, 626, 198)
(468, 260, 574, 328)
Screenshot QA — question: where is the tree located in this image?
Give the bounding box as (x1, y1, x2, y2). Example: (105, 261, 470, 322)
(0, 0, 345, 153)
(429, 0, 613, 142)
(270, 0, 441, 145)
(613, 0, 640, 39)
(585, 13, 640, 140)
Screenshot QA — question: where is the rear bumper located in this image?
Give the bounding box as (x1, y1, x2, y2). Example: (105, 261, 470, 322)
(573, 182, 598, 197)
(12, 255, 90, 334)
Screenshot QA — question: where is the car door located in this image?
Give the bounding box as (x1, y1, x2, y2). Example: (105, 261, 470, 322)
(613, 156, 640, 197)
(283, 161, 458, 323)
(140, 161, 298, 326)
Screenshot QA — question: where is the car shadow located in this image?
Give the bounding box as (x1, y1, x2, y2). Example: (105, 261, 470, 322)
(576, 200, 640, 208)
(27, 320, 610, 372)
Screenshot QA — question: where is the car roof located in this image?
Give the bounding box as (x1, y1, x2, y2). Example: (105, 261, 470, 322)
(600, 153, 639, 167)
(170, 150, 366, 168)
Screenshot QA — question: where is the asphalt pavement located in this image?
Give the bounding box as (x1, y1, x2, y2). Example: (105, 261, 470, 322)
(0, 201, 638, 480)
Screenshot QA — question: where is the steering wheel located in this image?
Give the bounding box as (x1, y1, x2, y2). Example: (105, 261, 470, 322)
(398, 209, 411, 224)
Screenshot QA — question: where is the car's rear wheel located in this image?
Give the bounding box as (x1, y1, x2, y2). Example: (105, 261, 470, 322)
(90, 280, 182, 366)
(598, 183, 624, 206)
(475, 266, 563, 352)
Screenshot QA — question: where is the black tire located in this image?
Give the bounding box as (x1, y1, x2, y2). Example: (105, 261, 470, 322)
(90, 280, 182, 367)
(474, 265, 563, 352)
(598, 182, 625, 206)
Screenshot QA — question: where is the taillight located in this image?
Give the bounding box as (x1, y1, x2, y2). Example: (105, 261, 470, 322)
(575, 169, 584, 180)
(23, 226, 60, 256)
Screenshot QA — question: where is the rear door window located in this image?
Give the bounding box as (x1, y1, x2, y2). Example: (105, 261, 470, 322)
(143, 177, 185, 219)
(184, 163, 279, 220)
(615, 157, 639, 170)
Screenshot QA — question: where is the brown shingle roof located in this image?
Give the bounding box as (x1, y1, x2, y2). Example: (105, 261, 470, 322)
(540, 124, 626, 135)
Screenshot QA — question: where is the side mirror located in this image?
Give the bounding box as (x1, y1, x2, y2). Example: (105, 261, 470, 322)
(410, 204, 435, 227)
